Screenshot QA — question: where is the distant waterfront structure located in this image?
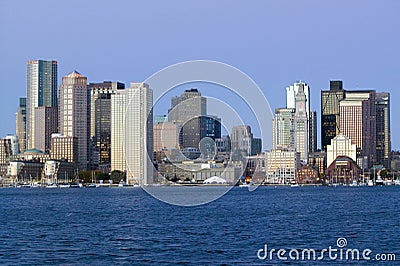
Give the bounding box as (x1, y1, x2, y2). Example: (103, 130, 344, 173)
(293, 83, 309, 163)
(15, 97, 27, 153)
(266, 148, 301, 184)
(58, 71, 88, 170)
(339, 90, 376, 168)
(50, 133, 78, 163)
(111, 83, 154, 185)
(0, 137, 13, 176)
(326, 133, 357, 169)
(231, 125, 261, 157)
(26, 60, 58, 150)
(88, 81, 125, 169)
(34, 106, 58, 153)
(375, 92, 391, 168)
(321, 80, 346, 151)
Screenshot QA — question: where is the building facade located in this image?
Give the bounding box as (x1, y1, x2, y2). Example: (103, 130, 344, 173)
(153, 122, 179, 151)
(58, 71, 88, 170)
(293, 83, 309, 163)
(26, 60, 58, 150)
(375, 92, 391, 168)
(326, 133, 357, 169)
(50, 134, 78, 163)
(16, 97, 27, 153)
(266, 148, 301, 184)
(272, 108, 294, 149)
(111, 90, 128, 174)
(34, 106, 58, 153)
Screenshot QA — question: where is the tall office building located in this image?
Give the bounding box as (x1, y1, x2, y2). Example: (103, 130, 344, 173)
(16, 97, 27, 153)
(168, 89, 206, 148)
(111, 83, 153, 185)
(34, 106, 58, 153)
(286, 81, 310, 117)
(321, 80, 346, 151)
(272, 108, 294, 149)
(26, 60, 58, 149)
(326, 133, 357, 168)
(375, 92, 391, 168)
(153, 122, 179, 151)
(231, 125, 261, 157)
(339, 90, 376, 168)
(59, 71, 88, 170)
(88, 81, 125, 169)
(293, 83, 309, 163)
(0, 137, 12, 176)
(50, 133, 78, 163)
(111, 90, 128, 173)
(309, 111, 317, 154)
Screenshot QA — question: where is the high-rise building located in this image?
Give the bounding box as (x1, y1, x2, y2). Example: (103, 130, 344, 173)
(153, 122, 179, 151)
(339, 90, 376, 168)
(321, 80, 346, 151)
(272, 108, 294, 149)
(5, 135, 19, 156)
(168, 89, 206, 148)
(326, 133, 357, 169)
(26, 60, 58, 150)
(0, 137, 12, 176)
(58, 71, 88, 170)
(286, 81, 310, 117)
(111, 83, 154, 185)
(16, 97, 27, 153)
(293, 83, 309, 163)
(231, 125, 261, 157)
(309, 111, 317, 154)
(50, 133, 78, 163)
(111, 90, 128, 173)
(88, 81, 125, 169)
(375, 92, 391, 168)
(34, 106, 58, 153)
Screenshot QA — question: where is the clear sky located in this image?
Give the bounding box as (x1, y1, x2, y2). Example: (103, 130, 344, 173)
(0, 0, 399, 150)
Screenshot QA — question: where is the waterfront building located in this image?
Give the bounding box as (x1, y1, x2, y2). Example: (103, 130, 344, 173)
(309, 111, 317, 154)
(0, 137, 13, 176)
(26, 60, 58, 150)
(15, 97, 27, 153)
(111, 90, 128, 174)
(325, 156, 361, 184)
(59, 71, 88, 170)
(215, 135, 231, 153)
(326, 133, 357, 168)
(296, 165, 319, 184)
(265, 148, 301, 184)
(34, 106, 58, 153)
(375, 92, 391, 168)
(5, 135, 19, 157)
(321, 80, 346, 151)
(231, 125, 261, 158)
(272, 108, 294, 150)
(88, 81, 125, 169)
(43, 160, 77, 184)
(13, 148, 50, 163)
(293, 83, 309, 163)
(339, 90, 376, 168)
(50, 134, 78, 163)
(309, 151, 327, 177)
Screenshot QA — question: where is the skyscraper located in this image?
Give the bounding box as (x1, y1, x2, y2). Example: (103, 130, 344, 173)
(309, 111, 317, 154)
(272, 108, 294, 149)
(111, 83, 153, 185)
(16, 97, 26, 153)
(375, 92, 391, 168)
(34, 106, 58, 153)
(26, 60, 58, 150)
(321, 80, 346, 151)
(231, 125, 261, 157)
(286, 81, 310, 117)
(293, 83, 309, 163)
(59, 71, 88, 170)
(88, 81, 125, 169)
(339, 90, 376, 168)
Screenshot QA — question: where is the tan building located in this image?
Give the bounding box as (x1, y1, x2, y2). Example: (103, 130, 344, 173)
(34, 106, 58, 153)
(0, 138, 12, 176)
(59, 71, 88, 170)
(154, 122, 179, 151)
(50, 134, 78, 163)
(266, 148, 301, 184)
(326, 133, 356, 169)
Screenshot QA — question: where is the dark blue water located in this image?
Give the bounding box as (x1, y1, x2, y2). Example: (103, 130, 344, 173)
(0, 187, 399, 265)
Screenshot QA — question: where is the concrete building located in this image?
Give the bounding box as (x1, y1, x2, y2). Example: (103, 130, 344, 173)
(272, 108, 294, 150)
(153, 122, 179, 151)
(326, 133, 357, 169)
(0, 137, 13, 176)
(321, 80, 346, 151)
(309, 111, 317, 154)
(375, 92, 391, 168)
(26, 60, 58, 150)
(15, 97, 27, 153)
(34, 106, 58, 153)
(231, 125, 261, 158)
(111, 83, 154, 185)
(266, 148, 301, 184)
(50, 134, 78, 163)
(286, 81, 310, 116)
(5, 135, 19, 157)
(339, 90, 376, 168)
(59, 71, 88, 170)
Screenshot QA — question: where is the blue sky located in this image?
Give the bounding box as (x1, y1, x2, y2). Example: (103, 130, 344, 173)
(0, 0, 399, 149)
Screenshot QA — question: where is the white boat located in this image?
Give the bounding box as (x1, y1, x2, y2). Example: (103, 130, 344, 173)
(46, 183, 58, 188)
(349, 180, 358, 187)
(367, 180, 374, 186)
(394, 180, 400, 186)
(375, 177, 384, 186)
(383, 180, 393, 186)
(290, 184, 300, 188)
(58, 183, 70, 188)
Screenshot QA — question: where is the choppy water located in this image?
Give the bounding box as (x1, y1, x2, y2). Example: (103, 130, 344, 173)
(0, 186, 399, 265)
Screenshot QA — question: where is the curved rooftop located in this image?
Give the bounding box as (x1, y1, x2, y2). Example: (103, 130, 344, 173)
(23, 148, 45, 154)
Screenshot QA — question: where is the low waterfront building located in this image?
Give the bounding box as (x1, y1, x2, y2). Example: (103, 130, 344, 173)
(50, 134, 78, 163)
(325, 156, 361, 184)
(266, 148, 301, 184)
(0, 137, 13, 176)
(326, 133, 357, 169)
(13, 148, 50, 163)
(296, 165, 319, 184)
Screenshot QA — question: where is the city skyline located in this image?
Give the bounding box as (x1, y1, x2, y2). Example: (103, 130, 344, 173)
(1, 1, 399, 149)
